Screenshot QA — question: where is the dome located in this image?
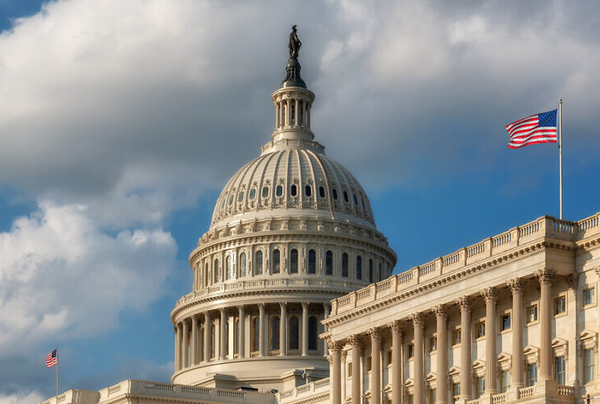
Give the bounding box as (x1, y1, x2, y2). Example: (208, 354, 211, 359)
(211, 147, 375, 229)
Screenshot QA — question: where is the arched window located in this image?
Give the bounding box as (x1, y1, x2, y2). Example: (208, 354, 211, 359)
(226, 255, 233, 280)
(308, 249, 316, 274)
(353, 194, 358, 205)
(213, 259, 220, 283)
(271, 316, 280, 351)
(240, 253, 247, 277)
(378, 262, 382, 282)
(289, 316, 300, 350)
(291, 184, 297, 196)
(211, 324, 216, 358)
(343, 191, 349, 203)
(319, 186, 325, 198)
(369, 259, 373, 283)
(205, 263, 209, 287)
(252, 317, 260, 353)
(342, 253, 348, 277)
(356, 255, 362, 280)
(305, 185, 312, 197)
(332, 188, 338, 200)
(255, 251, 263, 275)
(262, 186, 269, 198)
(229, 194, 234, 205)
(290, 249, 298, 274)
(249, 188, 256, 200)
(238, 191, 244, 202)
(272, 249, 281, 274)
(308, 316, 318, 351)
(276, 185, 283, 197)
(326, 251, 333, 275)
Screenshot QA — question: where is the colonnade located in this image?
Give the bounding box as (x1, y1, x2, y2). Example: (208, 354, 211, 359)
(327, 269, 557, 404)
(274, 96, 311, 130)
(174, 302, 331, 372)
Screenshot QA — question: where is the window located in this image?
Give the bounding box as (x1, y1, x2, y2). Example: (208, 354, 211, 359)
(308, 316, 318, 350)
(305, 185, 312, 197)
(348, 362, 353, 377)
(290, 249, 298, 274)
(229, 194, 234, 205)
(332, 188, 338, 200)
(221, 198, 226, 209)
(238, 191, 244, 202)
(343, 191, 349, 203)
(584, 287, 595, 306)
(308, 249, 316, 274)
(234, 319, 239, 355)
(527, 363, 537, 386)
(585, 349, 595, 384)
(429, 389, 436, 404)
(204, 263, 209, 287)
(240, 253, 246, 277)
(407, 344, 414, 358)
(353, 194, 358, 205)
(262, 186, 269, 198)
(290, 184, 297, 196)
(341, 253, 349, 277)
(378, 263, 382, 282)
(386, 349, 392, 366)
(211, 324, 216, 358)
(476, 377, 485, 398)
(249, 188, 256, 200)
(214, 259, 220, 283)
(554, 296, 566, 315)
(361, 197, 366, 210)
(429, 336, 437, 352)
(276, 185, 283, 197)
(226, 255, 233, 280)
(272, 249, 281, 274)
(252, 317, 260, 352)
(501, 370, 510, 392)
(369, 259, 373, 283)
(289, 316, 300, 350)
(225, 321, 229, 358)
(452, 329, 461, 345)
(255, 251, 263, 275)
(555, 356, 566, 385)
(501, 314, 511, 331)
(356, 256, 362, 280)
(452, 383, 460, 404)
(475, 321, 485, 338)
(326, 251, 333, 275)
(527, 305, 538, 323)
(367, 356, 372, 371)
(271, 316, 280, 351)
(319, 186, 325, 198)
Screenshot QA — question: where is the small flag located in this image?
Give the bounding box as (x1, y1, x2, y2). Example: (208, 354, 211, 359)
(46, 349, 58, 368)
(506, 109, 558, 149)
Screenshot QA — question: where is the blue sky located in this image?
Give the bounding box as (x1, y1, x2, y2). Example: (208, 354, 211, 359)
(1, 1, 599, 403)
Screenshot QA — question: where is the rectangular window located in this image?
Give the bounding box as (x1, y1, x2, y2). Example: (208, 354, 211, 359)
(584, 288, 595, 306)
(475, 321, 485, 338)
(452, 383, 461, 404)
(476, 377, 485, 398)
(452, 329, 461, 345)
(501, 370, 511, 392)
(429, 336, 437, 352)
(387, 349, 392, 366)
(367, 356, 372, 372)
(408, 344, 414, 359)
(429, 389, 436, 404)
(585, 349, 595, 384)
(527, 363, 538, 386)
(501, 314, 511, 331)
(554, 296, 566, 315)
(527, 305, 538, 323)
(555, 356, 566, 385)
(348, 362, 353, 377)
(407, 395, 413, 404)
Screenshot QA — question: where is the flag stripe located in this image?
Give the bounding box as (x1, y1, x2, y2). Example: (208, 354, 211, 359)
(505, 109, 557, 149)
(46, 349, 57, 368)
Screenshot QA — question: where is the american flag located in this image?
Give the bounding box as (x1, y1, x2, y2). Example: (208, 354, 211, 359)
(505, 109, 558, 149)
(46, 349, 58, 368)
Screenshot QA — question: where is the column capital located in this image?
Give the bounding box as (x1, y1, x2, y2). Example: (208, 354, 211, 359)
(349, 334, 362, 347)
(301, 301, 309, 309)
(279, 302, 288, 309)
(387, 320, 403, 335)
(507, 278, 524, 293)
(219, 307, 226, 314)
(535, 268, 556, 285)
(258, 302, 266, 310)
(481, 287, 497, 302)
(327, 338, 345, 352)
(432, 304, 447, 318)
(237, 305, 244, 312)
(456, 296, 471, 311)
(368, 328, 382, 341)
(410, 312, 423, 327)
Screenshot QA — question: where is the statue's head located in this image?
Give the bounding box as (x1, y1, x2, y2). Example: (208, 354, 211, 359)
(292, 25, 297, 32)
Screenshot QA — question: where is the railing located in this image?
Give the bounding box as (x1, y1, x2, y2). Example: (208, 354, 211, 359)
(217, 390, 246, 398)
(180, 386, 210, 394)
(558, 385, 575, 396)
(330, 213, 600, 315)
(518, 386, 535, 399)
(280, 390, 294, 398)
(297, 385, 311, 394)
(492, 392, 507, 404)
(314, 378, 330, 388)
(466, 399, 481, 404)
(145, 382, 174, 391)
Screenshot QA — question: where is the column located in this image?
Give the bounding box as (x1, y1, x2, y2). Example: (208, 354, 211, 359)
(191, 315, 198, 366)
(482, 287, 497, 393)
(285, 99, 291, 127)
(433, 305, 448, 404)
(330, 340, 343, 404)
(456, 296, 472, 401)
(220, 309, 227, 360)
(411, 313, 424, 404)
(280, 303, 287, 356)
(324, 304, 331, 357)
(507, 278, 524, 387)
(307, 104, 311, 128)
(182, 320, 189, 368)
(302, 302, 309, 356)
(175, 323, 181, 371)
(370, 328, 382, 404)
(295, 99, 299, 127)
(536, 269, 555, 380)
(275, 101, 280, 128)
(388, 321, 403, 404)
(204, 312, 211, 362)
(259, 303, 266, 356)
(350, 335, 362, 404)
(238, 305, 245, 358)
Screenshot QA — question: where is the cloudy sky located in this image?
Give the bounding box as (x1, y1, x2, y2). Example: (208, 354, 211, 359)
(1, 0, 599, 402)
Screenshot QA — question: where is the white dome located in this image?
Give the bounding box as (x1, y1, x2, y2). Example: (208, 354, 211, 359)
(211, 147, 375, 229)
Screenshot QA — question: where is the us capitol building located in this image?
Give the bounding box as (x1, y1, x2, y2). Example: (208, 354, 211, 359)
(43, 29, 600, 404)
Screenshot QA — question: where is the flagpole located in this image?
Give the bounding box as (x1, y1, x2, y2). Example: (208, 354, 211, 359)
(558, 99, 563, 220)
(56, 347, 59, 397)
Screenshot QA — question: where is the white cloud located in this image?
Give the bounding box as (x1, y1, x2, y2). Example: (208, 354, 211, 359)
(0, 391, 45, 404)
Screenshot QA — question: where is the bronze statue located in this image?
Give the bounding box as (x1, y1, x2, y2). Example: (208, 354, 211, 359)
(289, 25, 301, 59)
